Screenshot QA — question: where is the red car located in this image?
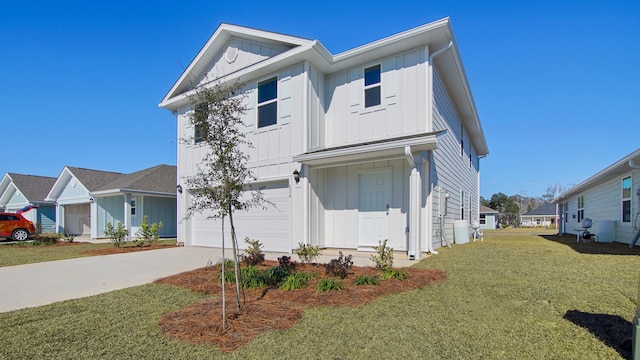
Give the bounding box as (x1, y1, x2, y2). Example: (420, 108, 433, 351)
(0, 212, 36, 241)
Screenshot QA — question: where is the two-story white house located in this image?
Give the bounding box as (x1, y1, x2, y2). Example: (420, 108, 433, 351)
(160, 18, 489, 259)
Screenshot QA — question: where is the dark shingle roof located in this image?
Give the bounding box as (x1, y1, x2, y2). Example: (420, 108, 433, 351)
(480, 205, 498, 214)
(95, 164, 176, 194)
(66, 167, 124, 192)
(523, 203, 556, 216)
(7, 173, 57, 202)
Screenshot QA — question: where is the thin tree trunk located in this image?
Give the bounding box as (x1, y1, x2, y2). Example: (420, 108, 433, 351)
(228, 207, 242, 311)
(221, 215, 226, 329)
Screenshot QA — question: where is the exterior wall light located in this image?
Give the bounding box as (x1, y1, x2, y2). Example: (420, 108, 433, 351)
(177, 184, 183, 194)
(293, 170, 300, 184)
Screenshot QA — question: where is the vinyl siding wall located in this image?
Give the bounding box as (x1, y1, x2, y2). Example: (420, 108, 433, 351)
(430, 69, 480, 247)
(562, 169, 639, 244)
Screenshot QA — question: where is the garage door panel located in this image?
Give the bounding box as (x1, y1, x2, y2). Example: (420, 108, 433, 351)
(189, 182, 290, 252)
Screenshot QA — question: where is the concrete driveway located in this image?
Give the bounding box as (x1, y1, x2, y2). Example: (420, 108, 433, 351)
(0, 246, 416, 313)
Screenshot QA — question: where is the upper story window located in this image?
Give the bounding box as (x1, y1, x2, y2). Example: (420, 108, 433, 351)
(258, 77, 278, 128)
(577, 195, 584, 223)
(622, 176, 632, 223)
(364, 65, 381, 108)
(193, 103, 206, 143)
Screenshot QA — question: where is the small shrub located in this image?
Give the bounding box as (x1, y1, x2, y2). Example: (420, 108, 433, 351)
(278, 255, 297, 272)
(135, 215, 163, 247)
(240, 237, 265, 266)
(317, 278, 345, 293)
(264, 266, 289, 286)
(104, 222, 128, 248)
(31, 233, 62, 245)
(354, 275, 380, 286)
(370, 239, 394, 271)
(63, 234, 75, 243)
(242, 266, 269, 288)
(381, 268, 408, 281)
(280, 272, 314, 291)
(216, 258, 235, 269)
(296, 242, 321, 264)
(324, 251, 353, 279)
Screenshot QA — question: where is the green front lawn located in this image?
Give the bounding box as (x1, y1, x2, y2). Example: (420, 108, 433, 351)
(0, 239, 177, 267)
(0, 230, 636, 359)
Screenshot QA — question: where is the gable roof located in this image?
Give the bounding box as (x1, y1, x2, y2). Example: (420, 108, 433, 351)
(0, 173, 57, 206)
(480, 205, 498, 214)
(554, 148, 640, 203)
(159, 18, 488, 156)
(93, 164, 177, 195)
(65, 167, 124, 191)
(522, 203, 556, 216)
(6, 173, 57, 202)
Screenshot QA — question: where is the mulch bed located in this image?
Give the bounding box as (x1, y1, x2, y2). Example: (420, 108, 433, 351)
(81, 244, 178, 256)
(155, 261, 447, 352)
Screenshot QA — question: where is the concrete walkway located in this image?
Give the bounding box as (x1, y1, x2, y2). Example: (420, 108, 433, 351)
(0, 247, 419, 313)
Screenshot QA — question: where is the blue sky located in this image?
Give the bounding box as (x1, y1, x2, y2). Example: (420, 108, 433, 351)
(1, 0, 638, 199)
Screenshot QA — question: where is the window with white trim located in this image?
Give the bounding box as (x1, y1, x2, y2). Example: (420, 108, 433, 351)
(461, 191, 466, 220)
(131, 199, 136, 216)
(364, 65, 381, 108)
(480, 213, 486, 225)
(622, 176, 632, 223)
(257, 77, 277, 128)
(577, 195, 584, 223)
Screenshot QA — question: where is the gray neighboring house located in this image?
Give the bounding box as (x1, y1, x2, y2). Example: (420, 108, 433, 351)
(554, 148, 640, 244)
(520, 203, 556, 228)
(0, 173, 57, 233)
(479, 205, 498, 230)
(46, 164, 177, 239)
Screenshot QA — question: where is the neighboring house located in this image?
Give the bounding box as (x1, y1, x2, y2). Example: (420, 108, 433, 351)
(554, 148, 640, 244)
(160, 18, 489, 259)
(479, 205, 498, 230)
(520, 203, 556, 228)
(0, 173, 57, 233)
(45, 165, 177, 239)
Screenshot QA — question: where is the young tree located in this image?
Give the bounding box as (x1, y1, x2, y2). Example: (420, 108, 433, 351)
(182, 81, 265, 328)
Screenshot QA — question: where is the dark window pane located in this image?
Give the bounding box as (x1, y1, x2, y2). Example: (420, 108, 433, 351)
(258, 102, 277, 128)
(258, 78, 277, 103)
(194, 125, 203, 143)
(364, 87, 381, 107)
(364, 65, 380, 86)
(623, 200, 631, 222)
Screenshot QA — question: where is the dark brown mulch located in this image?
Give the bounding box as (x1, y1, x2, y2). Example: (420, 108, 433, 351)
(155, 261, 447, 352)
(81, 244, 178, 256)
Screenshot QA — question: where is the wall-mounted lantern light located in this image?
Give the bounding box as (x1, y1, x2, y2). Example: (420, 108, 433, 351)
(293, 170, 300, 184)
(89, 197, 95, 204)
(177, 184, 183, 194)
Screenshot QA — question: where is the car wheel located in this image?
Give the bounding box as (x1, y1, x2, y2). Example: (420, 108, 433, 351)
(11, 229, 29, 241)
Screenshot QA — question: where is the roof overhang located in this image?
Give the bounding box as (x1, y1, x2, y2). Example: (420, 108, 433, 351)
(553, 148, 640, 203)
(293, 131, 446, 168)
(92, 188, 176, 198)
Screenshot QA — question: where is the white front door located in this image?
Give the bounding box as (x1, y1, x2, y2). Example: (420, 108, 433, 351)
(358, 171, 390, 248)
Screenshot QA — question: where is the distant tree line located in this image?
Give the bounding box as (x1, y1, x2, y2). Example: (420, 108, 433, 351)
(480, 184, 571, 227)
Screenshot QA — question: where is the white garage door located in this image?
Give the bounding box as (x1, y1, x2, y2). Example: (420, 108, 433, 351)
(190, 182, 290, 252)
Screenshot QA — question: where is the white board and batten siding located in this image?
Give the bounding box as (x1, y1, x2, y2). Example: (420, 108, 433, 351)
(177, 59, 307, 250)
(322, 48, 427, 149)
(310, 159, 410, 252)
(431, 69, 480, 248)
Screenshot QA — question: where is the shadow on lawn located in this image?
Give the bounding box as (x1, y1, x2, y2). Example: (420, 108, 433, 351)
(564, 310, 632, 359)
(540, 235, 640, 256)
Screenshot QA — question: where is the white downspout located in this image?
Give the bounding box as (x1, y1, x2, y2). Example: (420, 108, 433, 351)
(425, 41, 453, 254)
(404, 146, 419, 260)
